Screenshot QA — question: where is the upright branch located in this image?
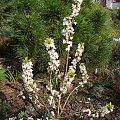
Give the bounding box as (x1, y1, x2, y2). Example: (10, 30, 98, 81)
(62, 0, 83, 81)
(45, 38, 61, 117)
(21, 58, 43, 109)
(60, 0, 84, 94)
(60, 43, 85, 93)
(79, 63, 89, 87)
(44, 0, 85, 118)
(44, 38, 60, 75)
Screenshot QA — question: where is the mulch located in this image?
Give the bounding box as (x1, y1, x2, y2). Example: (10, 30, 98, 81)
(0, 80, 120, 120)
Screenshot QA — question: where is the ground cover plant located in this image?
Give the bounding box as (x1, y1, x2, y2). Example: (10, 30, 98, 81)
(0, 0, 120, 120)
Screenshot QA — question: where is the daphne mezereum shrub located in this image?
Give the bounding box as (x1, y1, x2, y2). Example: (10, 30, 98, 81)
(21, 0, 114, 119)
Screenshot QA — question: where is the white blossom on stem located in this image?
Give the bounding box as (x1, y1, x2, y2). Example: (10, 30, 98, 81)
(60, 43, 84, 93)
(96, 102, 114, 117)
(81, 102, 114, 118)
(71, 43, 84, 69)
(48, 95, 56, 109)
(46, 82, 61, 118)
(46, 82, 61, 108)
(62, 0, 83, 51)
(45, 38, 60, 73)
(62, 16, 74, 52)
(71, 0, 83, 17)
(61, 0, 84, 93)
(22, 59, 41, 108)
(45, 38, 61, 116)
(79, 63, 89, 87)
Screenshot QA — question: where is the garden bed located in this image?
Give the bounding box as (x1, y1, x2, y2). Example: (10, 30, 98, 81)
(0, 75, 120, 120)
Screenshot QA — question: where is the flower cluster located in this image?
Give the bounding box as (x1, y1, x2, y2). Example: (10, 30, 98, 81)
(60, 43, 85, 93)
(62, 0, 83, 51)
(82, 102, 114, 118)
(71, 0, 83, 17)
(60, 68, 76, 93)
(19, 0, 115, 119)
(45, 38, 62, 117)
(62, 17, 74, 51)
(71, 43, 84, 69)
(45, 38, 60, 73)
(96, 102, 114, 117)
(61, 0, 84, 93)
(46, 82, 61, 117)
(47, 84, 59, 108)
(83, 109, 91, 117)
(79, 63, 89, 87)
(21, 59, 41, 108)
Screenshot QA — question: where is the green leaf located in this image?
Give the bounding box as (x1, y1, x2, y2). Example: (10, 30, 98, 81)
(107, 102, 114, 111)
(0, 66, 7, 80)
(69, 69, 76, 77)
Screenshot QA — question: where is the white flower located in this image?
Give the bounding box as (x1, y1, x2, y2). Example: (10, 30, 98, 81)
(9, 117, 17, 120)
(21, 59, 41, 108)
(62, 0, 83, 51)
(79, 82, 84, 87)
(79, 63, 89, 82)
(60, 84, 67, 94)
(45, 38, 60, 73)
(51, 111, 55, 116)
(96, 112, 99, 118)
(27, 116, 34, 120)
(88, 98, 91, 101)
(22, 96, 26, 99)
(99, 106, 110, 117)
(72, 0, 83, 17)
(95, 103, 114, 118)
(63, 43, 85, 92)
(83, 109, 91, 116)
(51, 90, 59, 96)
(48, 96, 56, 108)
(58, 94, 61, 99)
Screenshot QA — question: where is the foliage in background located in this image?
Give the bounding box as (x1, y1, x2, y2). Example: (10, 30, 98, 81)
(0, 0, 13, 34)
(39, 0, 72, 55)
(0, 0, 114, 73)
(117, 8, 120, 20)
(109, 8, 120, 76)
(10, 0, 49, 73)
(0, 0, 16, 58)
(0, 65, 7, 80)
(73, 1, 114, 72)
(36, 0, 114, 72)
(111, 8, 120, 38)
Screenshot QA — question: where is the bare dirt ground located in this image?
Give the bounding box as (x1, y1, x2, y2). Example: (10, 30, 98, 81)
(0, 78, 120, 120)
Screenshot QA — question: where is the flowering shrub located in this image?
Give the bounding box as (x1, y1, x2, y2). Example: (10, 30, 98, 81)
(20, 0, 114, 119)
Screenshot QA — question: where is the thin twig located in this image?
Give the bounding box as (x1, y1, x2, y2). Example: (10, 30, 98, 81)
(60, 84, 81, 115)
(64, 52, 69, 81)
